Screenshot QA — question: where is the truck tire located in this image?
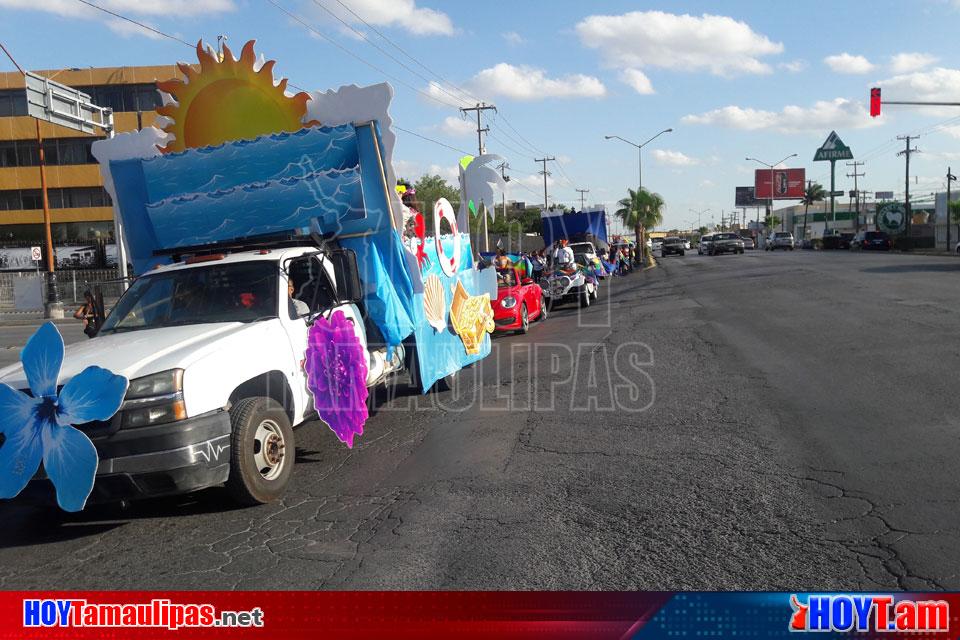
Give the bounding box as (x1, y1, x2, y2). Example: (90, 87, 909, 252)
(226, 397, 294, 506)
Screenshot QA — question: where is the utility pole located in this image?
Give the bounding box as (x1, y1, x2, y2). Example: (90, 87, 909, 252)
(846, 161, 865, 231)
(948, 168, 957, 252)
(535, 156, 555, 213)
(460, 102, 496, 157)
(498, 162, 510, 253)
(897, 135, 919, 247)
(576, 188, 589, 210)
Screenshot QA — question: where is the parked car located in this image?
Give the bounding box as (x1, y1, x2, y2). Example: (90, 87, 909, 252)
(661, 236, 686, 257)
(739, 236, 755, 250)
(493, 267, 546, 334)
(698, 234, 715, 255)
(767, 232, 795, 250)
(651, 239, 663, 252)
(709, 232, 745, 255)
(850, 230, 892, 251)
(821, 230, 855, 250)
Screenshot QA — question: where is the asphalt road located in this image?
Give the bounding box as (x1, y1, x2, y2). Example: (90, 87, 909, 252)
(1, 249, 959, 590)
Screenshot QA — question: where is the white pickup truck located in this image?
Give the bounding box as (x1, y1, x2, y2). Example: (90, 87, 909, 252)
(2, 241, 428, 506)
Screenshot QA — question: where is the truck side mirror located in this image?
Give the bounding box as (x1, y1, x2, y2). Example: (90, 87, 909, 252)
(330, 249, 364, 304)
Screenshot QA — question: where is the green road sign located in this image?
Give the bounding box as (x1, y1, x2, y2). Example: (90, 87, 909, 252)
(814, 131, 854, 161)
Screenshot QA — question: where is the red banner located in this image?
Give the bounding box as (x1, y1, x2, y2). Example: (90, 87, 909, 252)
(754, 168, 805, 199)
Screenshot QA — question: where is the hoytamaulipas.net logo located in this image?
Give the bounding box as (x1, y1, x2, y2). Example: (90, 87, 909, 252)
(23, 598, 264, 630)
(789, 594, 949, 633)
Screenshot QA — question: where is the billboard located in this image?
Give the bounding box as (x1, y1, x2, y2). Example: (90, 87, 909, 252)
(754, 168, 805, 199)
(735, 186, 764, 207)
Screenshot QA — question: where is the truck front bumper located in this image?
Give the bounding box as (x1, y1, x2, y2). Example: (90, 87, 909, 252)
(23, 410, 232, 505)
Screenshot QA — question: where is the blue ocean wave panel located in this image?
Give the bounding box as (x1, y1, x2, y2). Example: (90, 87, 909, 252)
(142, 126, 359, 201)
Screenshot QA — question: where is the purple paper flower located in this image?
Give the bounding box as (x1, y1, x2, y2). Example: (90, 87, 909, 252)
(305, 310, 368, 448)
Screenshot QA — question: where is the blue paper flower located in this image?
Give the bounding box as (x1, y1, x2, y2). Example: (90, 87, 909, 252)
(0, 322, 127, 511)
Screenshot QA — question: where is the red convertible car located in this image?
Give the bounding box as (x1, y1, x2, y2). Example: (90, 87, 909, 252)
(492, 267, 547, 334)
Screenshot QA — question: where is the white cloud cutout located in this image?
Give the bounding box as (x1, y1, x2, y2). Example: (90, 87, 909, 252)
(890, 52, 939, 74)
(502, 31, 524, 45)
(620, 68, 655, 95)
(682, 98, 881, 133)
(651, 149, 699, 166)
(317, 0, 455, 36)
(452, 63, 606, 101)
(576, 11, 782, 77)
(823, 53, 875, 74)
(433, 116, 475, 138)
(0, 0, 235, 17)
(779, 60, 807, 73)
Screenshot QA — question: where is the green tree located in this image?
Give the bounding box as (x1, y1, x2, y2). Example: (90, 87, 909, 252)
(413, 174, 460, 215)
(616, 187, 665, 253)
(764, 215, 781, 230)
(801, 182, 826, 240)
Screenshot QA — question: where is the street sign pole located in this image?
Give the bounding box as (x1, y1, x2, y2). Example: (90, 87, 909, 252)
(828, 159, 835, 232)
(814, 131, 854, 236)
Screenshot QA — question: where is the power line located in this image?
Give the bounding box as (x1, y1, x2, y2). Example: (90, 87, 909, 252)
(74, 0, 194, 46)
(393, 125, 472, 156)
(330, 0, 482, 105)
(265, 0, 463, 110)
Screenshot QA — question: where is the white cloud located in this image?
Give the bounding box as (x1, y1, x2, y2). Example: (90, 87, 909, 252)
(433, 116, 475, 138)
(779, 60, 807, 73)
(699, 179, 716, 188)
(682, 98, 881, 133)
(502, 31, 524, 45)
(876, 67, 960, 105)
(651, 149, 699, 166)
(393, 159, 420, 179)
(620, 68, 655, 95)
(515, 174, 554, 190)
(890, 52, 938, 73)
(427, 163, 460, 182)
(315, 0, 455, 36)
(575, 11, 782, 77)
(823, 53, 875, 74)
(0, 0, 235, 17)
(942, 126, 960, 139)
(463, 63, 606, 101)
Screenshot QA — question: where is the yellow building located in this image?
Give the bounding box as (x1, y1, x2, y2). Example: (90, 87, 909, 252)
(0, 64, 183, 243)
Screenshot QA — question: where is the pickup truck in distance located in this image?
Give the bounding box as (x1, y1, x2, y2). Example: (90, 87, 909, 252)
(2, 243, 414, 506)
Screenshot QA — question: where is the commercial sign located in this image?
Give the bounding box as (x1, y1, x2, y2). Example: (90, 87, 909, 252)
(877, 202, 906, 233)
(875, 191, 894, 200)
(735, 186, 764, 207)
(814, 131, 854, 162)
(754, 168, 806, 199)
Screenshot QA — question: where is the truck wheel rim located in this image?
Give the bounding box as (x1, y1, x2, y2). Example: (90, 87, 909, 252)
(253, 419, 286, 481)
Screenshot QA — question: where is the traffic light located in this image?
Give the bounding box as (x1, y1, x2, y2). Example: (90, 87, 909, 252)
(870, 87, 881, 117)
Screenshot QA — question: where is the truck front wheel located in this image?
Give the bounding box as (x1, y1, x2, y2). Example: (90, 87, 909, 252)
(226, 397, 295, 505)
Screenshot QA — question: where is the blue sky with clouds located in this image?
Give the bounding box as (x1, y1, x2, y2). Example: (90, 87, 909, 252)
(3, 0, 960, 230)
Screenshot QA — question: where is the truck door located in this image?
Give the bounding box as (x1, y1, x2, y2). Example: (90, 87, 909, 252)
(283, 255, 368, 421)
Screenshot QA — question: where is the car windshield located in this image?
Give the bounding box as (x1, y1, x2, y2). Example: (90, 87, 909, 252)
(775, 232, 792, 238)
(663, 238, 682, 244)
(715, 233, 737, 240)
(99, 261, 279, 334)
(865, 232, 886, 240)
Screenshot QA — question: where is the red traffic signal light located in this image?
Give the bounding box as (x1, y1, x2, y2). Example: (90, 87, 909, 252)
(870, 87, 881, 117)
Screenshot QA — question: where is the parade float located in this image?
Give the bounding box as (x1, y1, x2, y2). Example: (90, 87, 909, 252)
(0, 40, 503, 510)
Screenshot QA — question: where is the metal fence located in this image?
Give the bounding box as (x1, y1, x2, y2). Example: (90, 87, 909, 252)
(0, 269, 126, 311)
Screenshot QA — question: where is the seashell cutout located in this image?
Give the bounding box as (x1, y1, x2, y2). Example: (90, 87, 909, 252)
(423, 274, 447, 332)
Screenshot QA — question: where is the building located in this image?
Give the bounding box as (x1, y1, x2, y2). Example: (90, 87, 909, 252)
(0, 64, 183, 245)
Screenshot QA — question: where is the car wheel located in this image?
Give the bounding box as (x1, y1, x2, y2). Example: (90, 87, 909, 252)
(679, 251, 685, 256)
(538, 294, 549, 321)
(226, 397, 295, 506)
(591, 284, 599, 301)
(580, 289, 591, 308)
(517, 303, 529, 334)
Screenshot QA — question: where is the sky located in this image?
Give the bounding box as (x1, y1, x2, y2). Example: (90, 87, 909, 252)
(2, 0, 960, 231)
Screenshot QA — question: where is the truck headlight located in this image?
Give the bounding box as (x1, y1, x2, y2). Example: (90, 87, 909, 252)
(122, 369, 186, 428)
(501, 296, 517, 309)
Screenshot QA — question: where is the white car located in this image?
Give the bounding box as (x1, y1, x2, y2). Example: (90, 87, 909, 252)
(1, 244, 418, 507)
(651, 239, 663, 252)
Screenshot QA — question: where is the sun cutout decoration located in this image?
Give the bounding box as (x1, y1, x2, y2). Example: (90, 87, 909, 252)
(156, 40, 312, 153)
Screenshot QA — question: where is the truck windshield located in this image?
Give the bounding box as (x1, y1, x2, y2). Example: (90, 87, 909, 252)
(99, 261, 279, 334)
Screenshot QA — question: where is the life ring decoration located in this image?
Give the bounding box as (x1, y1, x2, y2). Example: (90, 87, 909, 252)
(433, 197, 461, 277)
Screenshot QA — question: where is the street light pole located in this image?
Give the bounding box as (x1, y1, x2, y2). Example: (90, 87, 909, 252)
(605, 128, 673, 258)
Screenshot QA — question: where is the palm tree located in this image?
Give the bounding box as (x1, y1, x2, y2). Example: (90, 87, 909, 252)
(616, 188, 665, 258)
(800, 182, 826, 242)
